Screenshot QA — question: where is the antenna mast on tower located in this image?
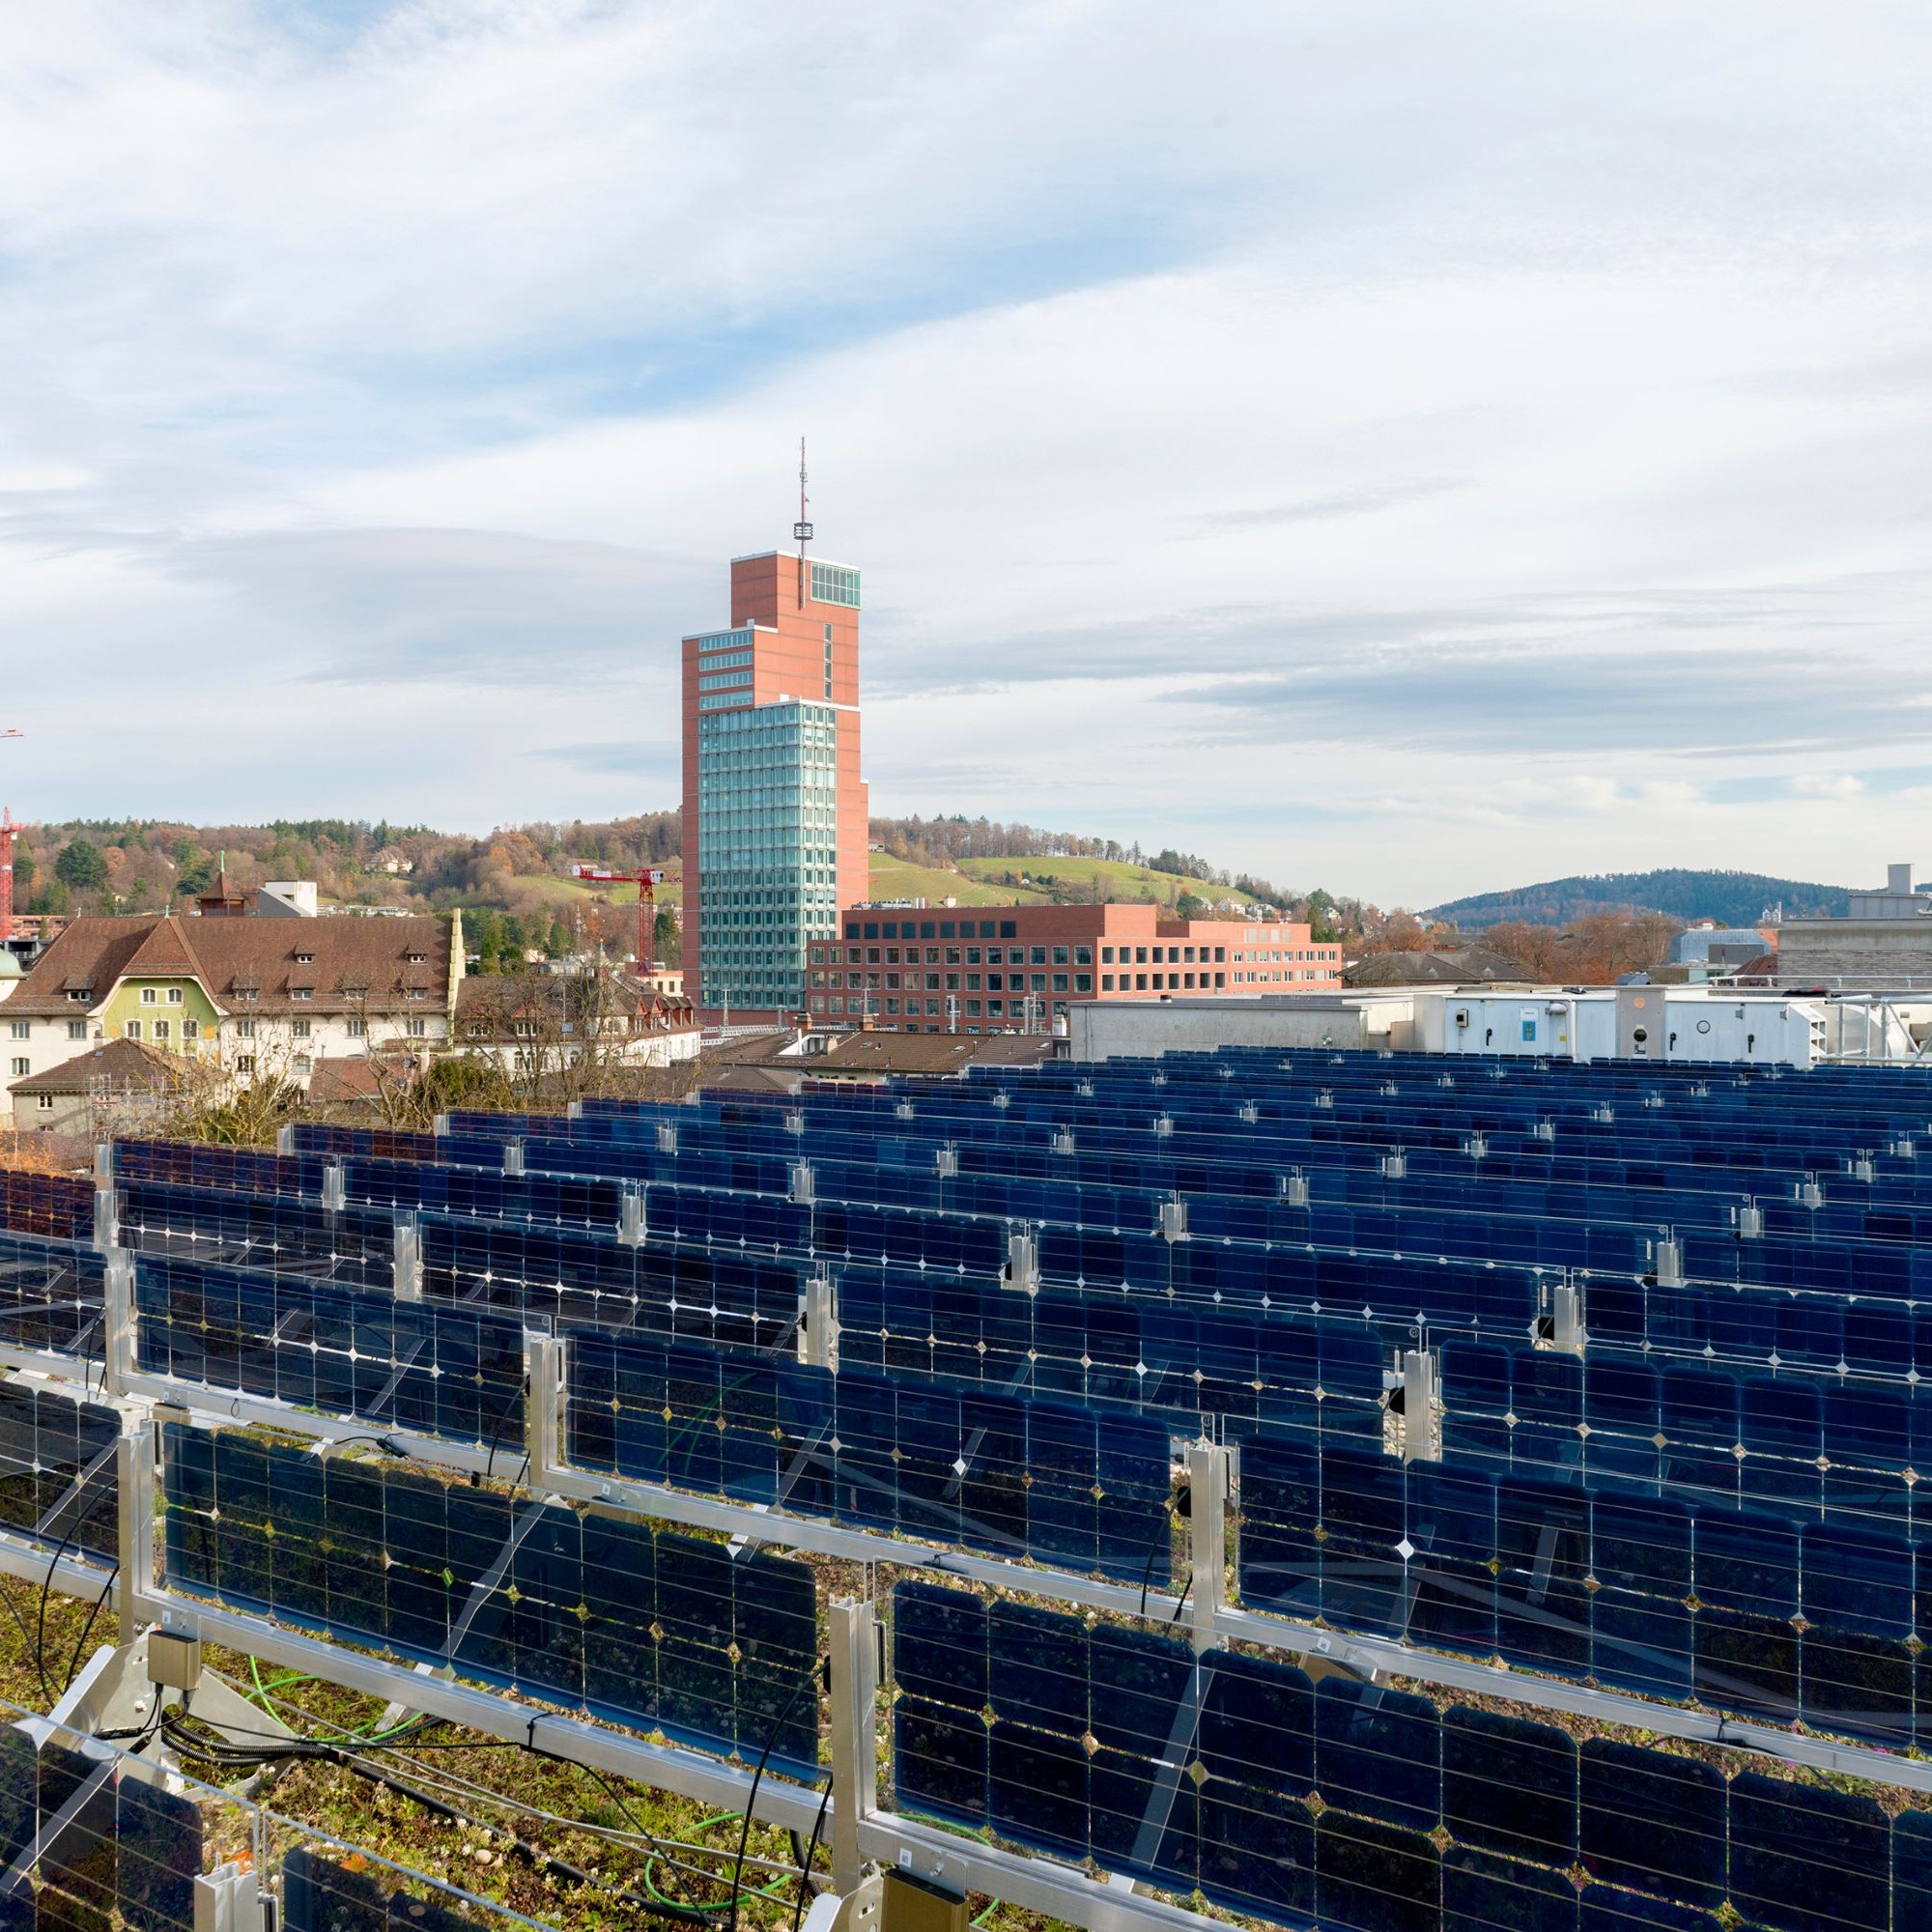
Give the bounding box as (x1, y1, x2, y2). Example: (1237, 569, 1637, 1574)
(793, 436, 813, 609)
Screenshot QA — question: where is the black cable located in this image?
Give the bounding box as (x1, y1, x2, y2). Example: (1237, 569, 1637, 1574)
(726, 1662, 825, 1932)
(62, 1559, 118, 1691)
(34, 1518, 88, 1710)
(789, 1778, 835, 1932)
(477, 1375, 530, 1487)
(162, 1710, 725, 1929)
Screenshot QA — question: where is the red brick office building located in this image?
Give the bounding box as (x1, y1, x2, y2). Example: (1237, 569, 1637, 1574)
(811, 902, 1342, 1033)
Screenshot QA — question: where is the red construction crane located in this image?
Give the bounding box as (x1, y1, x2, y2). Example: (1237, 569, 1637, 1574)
(571, 865, 666, 976)
(0, 726, 20, 948)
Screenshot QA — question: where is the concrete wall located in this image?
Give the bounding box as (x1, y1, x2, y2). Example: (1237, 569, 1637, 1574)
(1067, 997, 1407, 1062)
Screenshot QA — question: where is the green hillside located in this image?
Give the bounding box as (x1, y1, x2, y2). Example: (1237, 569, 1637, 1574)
(1431, 868, 1851, 930)
(867, 854, 1053, 906)
(954, 854, 1229, 904)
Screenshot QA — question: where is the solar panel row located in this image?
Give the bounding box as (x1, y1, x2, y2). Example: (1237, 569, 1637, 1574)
(159, 1426, 820, 1772)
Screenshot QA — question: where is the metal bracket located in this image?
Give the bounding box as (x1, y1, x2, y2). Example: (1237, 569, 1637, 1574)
(618, 1186, 648, 1246)
(800, 1271, 840, 1371)
(391, 1214, 423, 1300)
(829, 1599, 879, 1893)
(1002, 1229, 1038, 1294)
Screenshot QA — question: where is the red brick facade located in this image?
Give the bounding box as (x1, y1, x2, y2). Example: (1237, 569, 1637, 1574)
(815, 902, 1341, 1033)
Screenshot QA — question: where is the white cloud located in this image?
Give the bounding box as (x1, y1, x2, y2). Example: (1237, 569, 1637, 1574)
(2, 0, 1931, 905)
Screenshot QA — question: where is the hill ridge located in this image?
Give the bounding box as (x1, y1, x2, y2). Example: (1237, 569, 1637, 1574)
(1430, 867, 1850, 931)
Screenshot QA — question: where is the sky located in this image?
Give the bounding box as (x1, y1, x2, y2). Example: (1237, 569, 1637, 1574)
(3, 1, 1931, 907)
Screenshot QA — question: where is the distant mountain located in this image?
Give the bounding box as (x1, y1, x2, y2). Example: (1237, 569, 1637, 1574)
(1429, 868, 1852, 931)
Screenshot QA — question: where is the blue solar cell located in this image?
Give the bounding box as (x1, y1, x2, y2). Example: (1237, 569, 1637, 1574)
(989, 1602, 1086, 1737)
(988, 1723, 1088, 1862)
(1577, 1739, 1724, 1908)
(1442, 1846, 1578, 1932)
(1441, 1708, 1577, 1863)
(1315, 1812, 1439, 1932)
(895, 1698, 989, 1829)
(1315, 1679, 1439, 1833)
(1198, 1785, 1314, 1926)
(1577, 1886, 1719, 1931)
(1200, 1650, 1314, 1795)
(1726, 1771, 1889, 1932)
(895, 1583, 987, 1709)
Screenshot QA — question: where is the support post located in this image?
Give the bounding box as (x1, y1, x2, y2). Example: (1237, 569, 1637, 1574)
(526, 1330, 564, 1483)
(1397, 1350, 1442, 1463)
(320, 1161, 347, 1214)
(502, 1139, 526, 1178)
(116, 1422, 156, 1644)
(392, 1213, 423, 1300)
(801, 1271, 839, 1371)
(101, 1251, 134, 1399)
(618, 1187, 647, 1246)
(829, 1598, 878, 1895)
(1184, 1443, 1228, 1657)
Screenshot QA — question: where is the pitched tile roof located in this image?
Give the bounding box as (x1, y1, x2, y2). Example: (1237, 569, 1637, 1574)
(4, 913, 456, 1019)
(9, 1037, 178, 1096)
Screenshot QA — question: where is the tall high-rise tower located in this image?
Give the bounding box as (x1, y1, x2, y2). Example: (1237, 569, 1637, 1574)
(680, 546, 867, 1013)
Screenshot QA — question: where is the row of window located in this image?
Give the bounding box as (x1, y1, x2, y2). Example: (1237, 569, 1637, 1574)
(811, 944, 1094, 969)
(1099, 944, 1228, 965)
(809, 561, 861, 608)
(1230, 946, 1339, 963)
(1101, 972, 1228, 992)
(696, 668, 753, 693)
(808, 995, 1065, 1020)
(812, 970, 1094, 996)
(846, 919, 1017, 941)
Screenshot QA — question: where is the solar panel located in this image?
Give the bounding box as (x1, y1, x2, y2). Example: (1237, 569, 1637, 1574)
(159, 1426, 819, 1773)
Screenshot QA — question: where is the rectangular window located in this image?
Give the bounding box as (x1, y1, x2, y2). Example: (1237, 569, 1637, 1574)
(140, 988, 157, 1005)
(1136, 974, 1148, 991)
(152, 1019, 171, 1041)
(1074, 946, 1092, 966)
(9, 1058, 26, 1077)
(986, 974, 1003, 992)
(965, 947, 980, 965)
(235, 1019, 256, 1039)
(6, 1021, 24, 1040)
(184, 1018, 200, 1040)
(1052, 974, 1068, 993)
(1136, 947, 1149, 964)
(965, 974, 981, 991)
(809, 561, 861, 608)
(167, 987, 184, 1004)
(236, 1055, 256, 1075)
(1075, 974, 1092, 993)
(407, 1017, 427, 1037)
(1029, 973, 1047, 992)
(124, 1020, 142, 1040)
(1101, 975, 1115, 992)
(1101, 946, 1115, 965)
(292, 1018, 312, 1038)
(67, 1020, 85, 1040)
(966, 999, 981, 1015)
(1030, 947, 1047, 965)
(36, 1094, 53, 1113)
(291, 987, 314, 1001)
(999, 921, 1016, 939)
(1052, 946, 1068, 965)
(986, 999, 1004, 1014)
(1214, 947, 1226, 963)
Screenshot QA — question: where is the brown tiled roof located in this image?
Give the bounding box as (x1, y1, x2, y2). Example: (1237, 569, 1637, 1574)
(9, 1037, 178, 1096)
(695, 1030, 1057, 1082)
(456, 970, 696, 1036)
(5, 914, 454, 1019)
(304, 1056, 386, 1104)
